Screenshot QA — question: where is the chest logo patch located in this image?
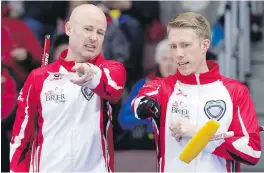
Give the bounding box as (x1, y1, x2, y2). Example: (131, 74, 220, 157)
(81, 86, 94, 101)
(45, 87, 66, 103)
(171, 100, 190, 119)
(204, 100, 226, 121)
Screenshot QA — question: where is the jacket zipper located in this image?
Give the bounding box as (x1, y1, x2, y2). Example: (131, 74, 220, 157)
(195, 74, 201, 118)
(195, 74, 201, 172)
(71, 63, 78, 171)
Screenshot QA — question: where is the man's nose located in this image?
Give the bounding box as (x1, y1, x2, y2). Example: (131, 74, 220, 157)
(176, 48, 184, 59)
(89, 32, 97, 42)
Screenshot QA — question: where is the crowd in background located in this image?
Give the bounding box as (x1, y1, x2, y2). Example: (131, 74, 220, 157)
(1, 1, 263, 172)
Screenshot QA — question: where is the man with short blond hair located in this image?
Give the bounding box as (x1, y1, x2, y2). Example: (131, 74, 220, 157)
(132, 12, 261, 172)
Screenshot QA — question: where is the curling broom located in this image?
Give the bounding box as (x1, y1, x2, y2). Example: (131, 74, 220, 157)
(41, 34, 51, 66)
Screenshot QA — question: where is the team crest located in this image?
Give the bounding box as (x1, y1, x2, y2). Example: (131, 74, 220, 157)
(204, 100, 226, 121)
(81, 86, 94, 101)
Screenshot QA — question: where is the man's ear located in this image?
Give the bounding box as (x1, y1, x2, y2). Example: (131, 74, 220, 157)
(201, 39, 210, 54)
(65, 21, 71, 36)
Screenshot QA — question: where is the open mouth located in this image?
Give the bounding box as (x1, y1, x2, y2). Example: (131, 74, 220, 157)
(84, 44, 96, 49)
(178, 62, 189, 66)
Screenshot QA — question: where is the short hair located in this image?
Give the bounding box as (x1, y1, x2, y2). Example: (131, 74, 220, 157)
(167, 12, 211, 41)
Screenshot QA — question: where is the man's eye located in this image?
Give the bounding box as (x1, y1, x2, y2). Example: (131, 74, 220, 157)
(85, 28, 92, 31)
(171, 45, 176, 49)
(182, 44, 189, 48)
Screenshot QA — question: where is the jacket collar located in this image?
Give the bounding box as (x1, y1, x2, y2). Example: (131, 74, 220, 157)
(46, 49, 104, 74)
(57, 49, 104, 72)
(176, 60, 221, 85)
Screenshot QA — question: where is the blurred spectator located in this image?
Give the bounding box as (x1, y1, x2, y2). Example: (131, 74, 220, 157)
(110, 1, 165, 43)
(1, 65, 19, 172)
(7, 1, 24, 18)
(1, 4, 43, 171)
(101, 1, 166, 83)
(22, 1, 69, 45)
(1, 4, 43, 86)
(102, 0, 166, 43)
(103, 1, 160, 30)
(118, 14, 145, 85)
(1, 65, 18, 120)
(117, 39, 177, 149)
(159, 1, 217, 27)
(50, 33, 69, 62)
(211, 16, 225, 48)
(101, 9, 130, 64)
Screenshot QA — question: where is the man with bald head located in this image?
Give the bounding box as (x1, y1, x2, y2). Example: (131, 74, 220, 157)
(66, 4, 107, 62)
(10, 4, 126, 172)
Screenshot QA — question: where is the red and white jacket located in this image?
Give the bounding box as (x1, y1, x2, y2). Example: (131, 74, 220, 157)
(132, 60, 261, 172)
(10, 49, 126, 172)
